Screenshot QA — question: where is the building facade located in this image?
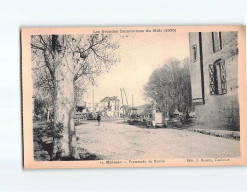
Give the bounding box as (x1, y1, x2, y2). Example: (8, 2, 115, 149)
(85, 102, 100, 113)
(100, 96, 120, 118)
(189, 31, 239, 130)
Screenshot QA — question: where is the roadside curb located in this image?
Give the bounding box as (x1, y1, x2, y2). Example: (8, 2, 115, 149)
(186, 129, 240, 141)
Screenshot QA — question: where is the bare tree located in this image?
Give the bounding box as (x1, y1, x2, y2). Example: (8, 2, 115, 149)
(31, 34, 119, 160)
(32, 62, 54, 122)
(144, 58, 192, 118)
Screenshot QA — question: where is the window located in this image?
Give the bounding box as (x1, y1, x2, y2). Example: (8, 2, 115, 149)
(212, 32, 222, 53)
(209, 59, 227, 95)
(192, 44, 197, 62)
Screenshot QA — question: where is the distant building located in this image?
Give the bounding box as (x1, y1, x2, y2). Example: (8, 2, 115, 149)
(85, 102, 100, 113)
(189, 31, 239, 130)
(100, 96, 120, 118)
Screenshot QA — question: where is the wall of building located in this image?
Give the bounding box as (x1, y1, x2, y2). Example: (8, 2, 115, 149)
(189, 31, 240, 130)
(112, 100, 120, 117)
(189, 32, 204, 105)
(99, 98, 120, 118)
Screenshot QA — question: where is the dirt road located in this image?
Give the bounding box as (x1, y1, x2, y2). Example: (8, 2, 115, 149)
(76, 120, 240, 160)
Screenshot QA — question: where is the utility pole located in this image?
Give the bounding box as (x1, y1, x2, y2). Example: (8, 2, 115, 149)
(120, 88, 124, 107)
(132, 94, 134, 108)
(123, 88, 129, 106)
(120, 88, 125, 116)
(92, 84, 94, 113)
(123, 88, 129, 118)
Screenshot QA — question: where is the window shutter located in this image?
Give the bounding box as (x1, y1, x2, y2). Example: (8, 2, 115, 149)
(209, 60, 227, 96)
(209, 64, 216, 95)
(219, 60, 227, 94)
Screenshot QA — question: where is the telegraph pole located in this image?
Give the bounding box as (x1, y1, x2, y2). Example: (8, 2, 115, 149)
(132, 94, 134, 108)
(120, 88, 124, 116)
(92, 84, 94, 113)
(123, 88, 129, 106)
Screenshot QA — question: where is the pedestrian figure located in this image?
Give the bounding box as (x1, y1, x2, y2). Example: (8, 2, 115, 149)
(97, 113, 101, 126)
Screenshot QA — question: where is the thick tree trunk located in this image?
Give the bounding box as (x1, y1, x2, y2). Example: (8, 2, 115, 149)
(52, 55, 79, 160)
(162, 110, 167, 127)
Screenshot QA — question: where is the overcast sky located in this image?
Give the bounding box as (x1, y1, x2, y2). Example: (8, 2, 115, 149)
(84, 32, 190, 106)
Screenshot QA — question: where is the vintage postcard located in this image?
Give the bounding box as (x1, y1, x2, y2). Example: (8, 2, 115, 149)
(21, 26, 247, 169)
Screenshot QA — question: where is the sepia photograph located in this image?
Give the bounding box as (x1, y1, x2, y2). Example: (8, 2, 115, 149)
(21, 26, 247, 169)
(3, 0, 247, 192)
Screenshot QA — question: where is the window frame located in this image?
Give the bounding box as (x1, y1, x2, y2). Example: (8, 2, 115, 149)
(192, 44, 197, 63)
(209, 59, 227, 95)
(212, 32, 222, 53)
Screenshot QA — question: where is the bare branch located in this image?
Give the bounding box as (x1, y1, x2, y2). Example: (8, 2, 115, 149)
(31, 43, 45, 51)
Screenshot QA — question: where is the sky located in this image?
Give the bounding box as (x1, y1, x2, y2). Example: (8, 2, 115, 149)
(84, 32, 190, 106)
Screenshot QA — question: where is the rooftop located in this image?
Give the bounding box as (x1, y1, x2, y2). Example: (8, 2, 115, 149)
(100, 96, 119, 102)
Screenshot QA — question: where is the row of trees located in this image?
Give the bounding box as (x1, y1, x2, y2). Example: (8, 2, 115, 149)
(31, 34, 119, 160)
(144, 58, 192, 118)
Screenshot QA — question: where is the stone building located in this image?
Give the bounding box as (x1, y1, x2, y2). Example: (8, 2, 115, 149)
(85, 102, 100, 113)
(189, 31, 239, 130)
(100, 96, 120, 118)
